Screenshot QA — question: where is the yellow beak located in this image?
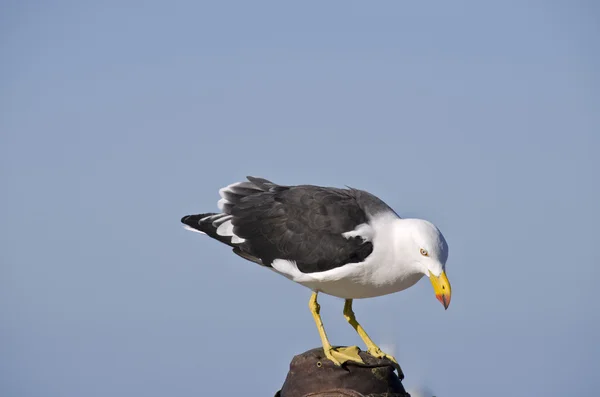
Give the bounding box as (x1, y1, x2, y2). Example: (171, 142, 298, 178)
(429, 271, 451, 310)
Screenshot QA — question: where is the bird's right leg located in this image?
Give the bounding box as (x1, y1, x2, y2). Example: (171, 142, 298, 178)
(343, 299, 397, 363)
(309, 291, 364, 366)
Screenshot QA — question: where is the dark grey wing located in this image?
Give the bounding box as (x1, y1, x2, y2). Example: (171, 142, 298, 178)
(230, 181, 373, 273)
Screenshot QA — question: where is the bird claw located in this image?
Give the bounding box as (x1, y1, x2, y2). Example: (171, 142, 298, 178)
(324, 346, 365, 366)
(367, 347, 397, 364)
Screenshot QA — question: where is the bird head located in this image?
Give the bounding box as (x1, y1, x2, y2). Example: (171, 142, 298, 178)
(401, 218, 452, 310)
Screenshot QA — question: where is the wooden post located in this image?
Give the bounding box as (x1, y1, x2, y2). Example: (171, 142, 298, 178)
(275, 347, 409, 397)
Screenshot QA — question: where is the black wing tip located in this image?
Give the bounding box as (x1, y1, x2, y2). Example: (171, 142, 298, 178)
(246, 175, 263, 183)
(246, 176, 274, 184)
(180, 213, 216, 226)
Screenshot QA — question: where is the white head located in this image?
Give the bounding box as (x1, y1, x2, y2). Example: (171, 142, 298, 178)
(396, 218, 452, 309)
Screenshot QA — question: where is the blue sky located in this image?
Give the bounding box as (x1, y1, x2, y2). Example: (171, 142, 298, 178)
(1, 1, 598, 396)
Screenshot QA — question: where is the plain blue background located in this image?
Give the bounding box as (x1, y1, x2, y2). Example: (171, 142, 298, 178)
(2, 1, 598, 396)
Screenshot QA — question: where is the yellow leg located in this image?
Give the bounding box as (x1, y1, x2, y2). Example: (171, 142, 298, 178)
(309, 292, 364, 365)
(343, 299, 397, 364)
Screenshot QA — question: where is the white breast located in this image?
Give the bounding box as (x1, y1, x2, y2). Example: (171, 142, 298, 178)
(270, 214, 425, 299)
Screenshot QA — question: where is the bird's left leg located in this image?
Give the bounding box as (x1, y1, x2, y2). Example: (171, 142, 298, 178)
(343, 299, 397, 364)
(309, 291, 364, 365)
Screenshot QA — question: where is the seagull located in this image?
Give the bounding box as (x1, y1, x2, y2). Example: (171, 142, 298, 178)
(181, 176, 451, 366)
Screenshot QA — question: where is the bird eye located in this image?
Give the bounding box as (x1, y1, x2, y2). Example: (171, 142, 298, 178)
(420, 248, 429, 256)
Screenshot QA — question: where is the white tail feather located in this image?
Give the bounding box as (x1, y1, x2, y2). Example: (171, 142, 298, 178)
(231, 235, 246, 244)
(200, 214, 225, 222)
(216, 219, 234, 236)
(212, 215, 232, 227)
(182, 224, 206, 234)
(217, 198, 230, 211)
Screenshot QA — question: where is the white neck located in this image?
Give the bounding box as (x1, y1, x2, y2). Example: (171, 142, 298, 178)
(369, 216, 426, 279)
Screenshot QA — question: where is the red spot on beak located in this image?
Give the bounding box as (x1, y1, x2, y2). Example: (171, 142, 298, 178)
(436, 294, 450, 310)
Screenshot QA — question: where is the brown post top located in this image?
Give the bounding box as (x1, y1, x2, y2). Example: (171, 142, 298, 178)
(275, 347, 409, 397)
